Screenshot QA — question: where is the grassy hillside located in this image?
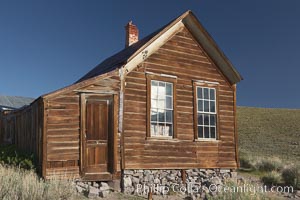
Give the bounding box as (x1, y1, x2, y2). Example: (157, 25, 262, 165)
(237, 106, 300, 164)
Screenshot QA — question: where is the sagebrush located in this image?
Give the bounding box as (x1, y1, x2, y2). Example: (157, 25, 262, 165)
(0, 145, 35, 169)
(0, 164, 84, 200)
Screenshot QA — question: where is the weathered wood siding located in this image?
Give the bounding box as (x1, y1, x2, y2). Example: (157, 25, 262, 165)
(45, 92, 81, 179)
(44, 74, 121, 179)
(123, 27, 237, 169)
(0, 99, 44, 173)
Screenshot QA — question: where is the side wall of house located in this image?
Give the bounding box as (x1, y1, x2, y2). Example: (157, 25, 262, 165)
(0, 99, 44, 173)
(44, 73, 121, 179)
(123, 27, 237, 169)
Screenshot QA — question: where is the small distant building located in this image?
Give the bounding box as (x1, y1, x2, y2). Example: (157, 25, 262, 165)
(0, 95, 34, 144)
(0, 95, 34, 111)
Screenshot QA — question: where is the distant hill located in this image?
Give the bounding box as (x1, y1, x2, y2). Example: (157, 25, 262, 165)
(238, 106, 300, 164)
(0, 95, 34, 110)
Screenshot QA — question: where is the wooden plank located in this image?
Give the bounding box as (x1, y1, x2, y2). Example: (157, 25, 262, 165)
(49, 96, 79, 103)
(124, 93, 146, 101)
(47, 148, 79, 154)
(147, 68, 227, 85)
(41, 100, 47, 178)
(47, 116, 80, 124)
(233, 84, 239, 168)
(47, 103, 79, 110)
(46, 166, 80, 179)
(47, 109, 79, 116)
(48, 153, 79, 161)
(47, 123, 79, 130)
(113, 94, 118, 174)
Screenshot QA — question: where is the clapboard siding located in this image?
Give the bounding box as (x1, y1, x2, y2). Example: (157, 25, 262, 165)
(44, 74, 121, 179)
(45, 93, 80, 175)
(123, 27, 237, 169)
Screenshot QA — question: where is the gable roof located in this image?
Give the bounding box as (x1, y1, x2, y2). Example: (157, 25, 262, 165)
(77, 10, 242, 85)
(0, 95, 34, 110)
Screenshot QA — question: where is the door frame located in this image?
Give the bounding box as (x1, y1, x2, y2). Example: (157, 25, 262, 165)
(80, 93, 118, 180)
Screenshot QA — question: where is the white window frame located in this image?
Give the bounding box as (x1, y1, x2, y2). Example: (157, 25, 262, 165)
(196, 86, 217, 140)
(150, 80, 174, 138)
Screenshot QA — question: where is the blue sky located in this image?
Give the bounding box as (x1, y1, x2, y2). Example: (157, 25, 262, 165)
(0, 0, 299, 108)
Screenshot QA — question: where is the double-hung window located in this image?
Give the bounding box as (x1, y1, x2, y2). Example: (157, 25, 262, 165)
(150, 80, 173, 137)
(147, 75, 177, 138)
(195, 85, 217, 140)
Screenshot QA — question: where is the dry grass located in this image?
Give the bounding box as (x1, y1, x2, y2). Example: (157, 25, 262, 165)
(0, 164, 85, 200)
(261, 171, 282, 186)
(238, 106, 300, 165)
(281, 164, 300, 189)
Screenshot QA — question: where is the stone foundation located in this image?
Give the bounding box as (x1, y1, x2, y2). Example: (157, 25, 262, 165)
(122, 169, 237, 198)
(75, 180, 120, 198)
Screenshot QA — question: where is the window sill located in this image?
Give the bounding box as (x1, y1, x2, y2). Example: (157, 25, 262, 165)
(146, 136, 179, 142)
(194, 139, 220, 142)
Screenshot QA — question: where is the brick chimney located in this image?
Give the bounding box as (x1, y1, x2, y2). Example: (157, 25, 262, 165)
(125, 21, 139, 47)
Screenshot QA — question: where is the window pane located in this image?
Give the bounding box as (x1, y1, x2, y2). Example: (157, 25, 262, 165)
(198, 114, 203, 125)
(210, 127, 216, 139)
(166, 96, 172, 109)
(210, 89, 215, 100)
(151, 81, 158, 86)
(197, 87, 203, 99)
(166, 83, 172, 96)
(157, 123, 165, 136)
(166, 110, 172, 123)
(151, 99, 157, 109)
(204, 100, 209, 112)
(158, 109, 165, 122)
(166, 124, 173, 136)
(151, 81, 158, 99)
(151, 123, 157, 136)
(204, 127, 210, 138)
(157, 99, 165, 109)
(198, 100, 203, 112)
(158, 82, 165, 96)
(151, 109, 158, 122)
(210, 115, 216, 126)
(204, 88, 209, 99)
(204, 114, 209, 125)
(210, 101, 216, 113)
(198, 126, 203, 138)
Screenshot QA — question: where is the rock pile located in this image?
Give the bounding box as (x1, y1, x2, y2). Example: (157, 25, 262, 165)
(75, 181, 112, 198)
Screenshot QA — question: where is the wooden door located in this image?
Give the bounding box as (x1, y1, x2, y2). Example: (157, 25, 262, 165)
(83, 99, 110, 175)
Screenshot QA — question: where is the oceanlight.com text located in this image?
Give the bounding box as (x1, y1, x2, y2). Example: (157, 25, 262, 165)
(135, 183, 294, 196)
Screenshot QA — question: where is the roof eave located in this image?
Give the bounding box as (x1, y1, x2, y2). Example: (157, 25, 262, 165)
(42, 69, 120, 99)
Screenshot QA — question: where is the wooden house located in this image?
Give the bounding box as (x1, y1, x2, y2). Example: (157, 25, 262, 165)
(0, 11, 242, 188)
